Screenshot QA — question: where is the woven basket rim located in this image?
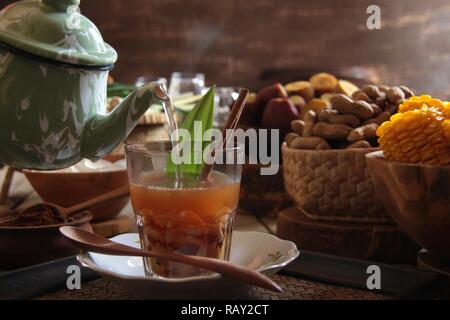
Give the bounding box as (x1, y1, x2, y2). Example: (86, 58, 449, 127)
(299, 206, 392, 224)
(282, 143, 380, 154)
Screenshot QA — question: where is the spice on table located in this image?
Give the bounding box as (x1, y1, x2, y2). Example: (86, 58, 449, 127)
(0, 205, 65, 227)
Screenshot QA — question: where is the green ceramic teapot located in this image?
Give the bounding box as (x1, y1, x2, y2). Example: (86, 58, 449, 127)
(0, 0, 168, 170)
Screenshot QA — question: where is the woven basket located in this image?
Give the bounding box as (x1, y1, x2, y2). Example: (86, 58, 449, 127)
(282, 144, 391, 223)
(239, 164, 293, 217)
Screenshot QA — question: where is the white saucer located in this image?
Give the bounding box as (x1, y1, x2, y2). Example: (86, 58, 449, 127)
(78, 231, 299, 299)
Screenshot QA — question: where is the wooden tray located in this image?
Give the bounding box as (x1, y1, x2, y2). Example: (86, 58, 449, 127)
(277, 207, 420, 264)
(1, 250, 445, 300)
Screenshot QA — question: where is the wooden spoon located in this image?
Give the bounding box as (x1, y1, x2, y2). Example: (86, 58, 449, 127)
(60, 226, 282, 293)
(19, 186, 129, 220)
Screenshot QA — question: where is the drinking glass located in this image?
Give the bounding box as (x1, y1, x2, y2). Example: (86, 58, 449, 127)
(125, 141, 243, 278)
(168, 72, 206, 98)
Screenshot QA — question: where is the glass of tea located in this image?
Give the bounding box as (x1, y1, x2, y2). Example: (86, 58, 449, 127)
(125, 141, 243, 278)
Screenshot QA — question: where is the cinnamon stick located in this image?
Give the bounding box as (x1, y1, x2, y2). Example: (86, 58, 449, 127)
(0, 166, 15, 205)
(200, 88, 249, 181)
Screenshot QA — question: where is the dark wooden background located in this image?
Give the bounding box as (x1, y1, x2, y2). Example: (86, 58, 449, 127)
(2, 0, 450, 97)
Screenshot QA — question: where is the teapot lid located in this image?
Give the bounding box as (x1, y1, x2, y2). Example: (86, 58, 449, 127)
(0, 0, 117, 67)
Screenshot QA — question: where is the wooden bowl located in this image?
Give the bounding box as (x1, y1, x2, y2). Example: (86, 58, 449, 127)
(23, 161, 129, 222)
(366, 151, 450, 263)
(0, 211, 92, 269)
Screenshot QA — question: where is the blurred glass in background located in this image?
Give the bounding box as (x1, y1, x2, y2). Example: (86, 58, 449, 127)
(135, 76, 168, 90)
(214, 87, 238, 129)
(168, 72, 206, 98)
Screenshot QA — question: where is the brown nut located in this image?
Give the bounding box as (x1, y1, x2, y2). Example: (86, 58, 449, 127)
(285, 81, 315, 101)
(291, 120, 305, 136)
(363, 111, 390, 126)
(320, 93, 334, 105)
(385, 104, 399, 115)
(370, 104, 383, 116)
(290, 136, 330, 150)
(303, 110, 316, 137)
(378, 85, 390, 94)
(352, 101, 374, 120)
(338, 80, 359, 97)
(352, 90, 371, 102)
(395, 98, 405, 107)
(300, 98, 329, 120)
(318, 109, 338, 122)
(316, 141, 332, 150)
(347, 123, 379, 142)
(312, 122, 353, 140)
(285, 132, 300, 147)
(386, 87, 406, 105)
(309, 73, 339, 94)
(328, 114, 361, 128)
(347, 140, 372, 149)
(362, 85, 383, 100)
(374, 96, 387, 109)
(330, 94, 354, 112)
(399, 85, 415, 98)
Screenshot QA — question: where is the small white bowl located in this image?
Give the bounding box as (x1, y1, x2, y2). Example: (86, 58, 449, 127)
(78, 231, 299, 299)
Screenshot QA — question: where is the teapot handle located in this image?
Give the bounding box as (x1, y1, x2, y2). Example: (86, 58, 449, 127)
(42, 0, 80, 11)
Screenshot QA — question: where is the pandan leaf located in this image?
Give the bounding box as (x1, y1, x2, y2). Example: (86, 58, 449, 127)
(167, 86, 215, 176)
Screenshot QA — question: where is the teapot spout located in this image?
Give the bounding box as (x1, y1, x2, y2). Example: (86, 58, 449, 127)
(80, 82, 169, 160)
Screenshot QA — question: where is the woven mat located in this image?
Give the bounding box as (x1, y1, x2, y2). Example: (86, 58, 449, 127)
(36, 274, 387, 300)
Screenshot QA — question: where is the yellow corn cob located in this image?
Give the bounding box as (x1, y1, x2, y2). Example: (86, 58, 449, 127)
(443, 120, 450, 142)
(377, 102, 450, 166)
(398, 95, 450, 117)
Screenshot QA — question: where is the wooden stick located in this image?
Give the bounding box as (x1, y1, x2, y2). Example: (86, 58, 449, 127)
(200, 88, 249, 181)
(0, 166, 15, 205)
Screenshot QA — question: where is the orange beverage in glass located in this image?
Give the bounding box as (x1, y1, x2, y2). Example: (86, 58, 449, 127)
(125, 142, 242, 278)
